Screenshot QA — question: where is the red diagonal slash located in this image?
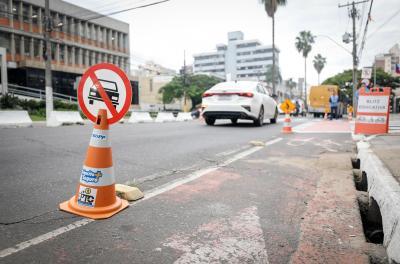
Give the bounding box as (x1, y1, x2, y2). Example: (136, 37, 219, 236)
(88, 71, 118, 117)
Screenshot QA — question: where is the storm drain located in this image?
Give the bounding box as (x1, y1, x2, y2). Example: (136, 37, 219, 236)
(353, 169, 368, 192)
(357, 192, 384, 244)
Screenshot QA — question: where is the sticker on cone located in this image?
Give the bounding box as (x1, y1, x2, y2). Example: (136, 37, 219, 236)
(78, 63, 132, 124)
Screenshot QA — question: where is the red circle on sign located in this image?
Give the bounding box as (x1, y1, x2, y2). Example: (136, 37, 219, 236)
(78, 63, 132, 125)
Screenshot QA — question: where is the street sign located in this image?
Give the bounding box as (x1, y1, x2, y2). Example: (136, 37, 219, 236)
(279, 99, 296, 113)
(361, 67, 372, 79)
(78, 63, 132, 124)
(355, 87, 391, 134)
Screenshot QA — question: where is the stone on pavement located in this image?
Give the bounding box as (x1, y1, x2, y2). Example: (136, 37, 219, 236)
(115, 184, 144, 201)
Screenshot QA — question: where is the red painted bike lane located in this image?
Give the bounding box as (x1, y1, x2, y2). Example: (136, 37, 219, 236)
(2, 134, 371, 264)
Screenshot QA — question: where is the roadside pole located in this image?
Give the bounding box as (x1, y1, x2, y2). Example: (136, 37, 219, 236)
(44, 0, 53, 122)
(339, 0, 369, 116)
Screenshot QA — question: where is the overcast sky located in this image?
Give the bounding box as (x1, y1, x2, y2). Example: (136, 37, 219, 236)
(65, 0, 400, 85)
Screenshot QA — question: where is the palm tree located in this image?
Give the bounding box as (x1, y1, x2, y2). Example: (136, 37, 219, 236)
(295, 30, 315, 110)
(313, 54, 327, 85)
(261, 0, 287, 95)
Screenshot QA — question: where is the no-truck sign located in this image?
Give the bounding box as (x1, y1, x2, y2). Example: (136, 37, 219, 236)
(78, 63, 132, 124)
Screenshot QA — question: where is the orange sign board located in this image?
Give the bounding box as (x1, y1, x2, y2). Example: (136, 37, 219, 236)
(355, 87, 391, 135)
(280, 99, 296, 113)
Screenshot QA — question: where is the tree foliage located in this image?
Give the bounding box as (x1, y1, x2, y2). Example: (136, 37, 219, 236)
(295, 31, 315, 58)
(261, 0, 287, 17)
(159, 74, 221, 108)
(313, 54, 327, 74)
(322, 68, 400, 103)
(265, 64, 282, 85)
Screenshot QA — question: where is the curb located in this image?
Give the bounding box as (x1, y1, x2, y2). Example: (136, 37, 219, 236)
(356, 141, 400, 263)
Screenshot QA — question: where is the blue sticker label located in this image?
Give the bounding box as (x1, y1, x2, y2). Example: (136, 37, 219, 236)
(92, 133, 106, 140)
(81, 169, 103, 184)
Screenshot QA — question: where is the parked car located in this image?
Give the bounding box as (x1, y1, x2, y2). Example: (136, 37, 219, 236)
(201, 81, 278, 126)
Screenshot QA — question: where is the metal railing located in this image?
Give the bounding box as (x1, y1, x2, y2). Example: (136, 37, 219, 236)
(8, 84, 77, 103)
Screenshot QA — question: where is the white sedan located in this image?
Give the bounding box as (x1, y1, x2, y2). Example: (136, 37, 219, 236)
(201, 81, 278, 126)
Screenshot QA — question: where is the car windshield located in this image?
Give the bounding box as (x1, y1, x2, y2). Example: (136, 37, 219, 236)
(97, 80, 118, 91)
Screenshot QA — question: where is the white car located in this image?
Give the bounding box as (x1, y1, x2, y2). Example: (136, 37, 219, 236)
(201, 81, 278, 126)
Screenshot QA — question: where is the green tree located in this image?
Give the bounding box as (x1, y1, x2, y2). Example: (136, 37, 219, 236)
(295, 30, 315, 109)
(159, 74, 221, 109)
(265, 64, 282, 85)
(322, 68, 400, 104)
(313, 54, 327, 85)
(260, 0, 287, 95)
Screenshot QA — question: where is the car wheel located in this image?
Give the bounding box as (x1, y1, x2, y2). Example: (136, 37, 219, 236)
(205, 117, 215, 126)
(270, 108, 278, 124)
(89, 99, 93, 105)
(231, 118, 238, 124)
(254, 107, 264, 127)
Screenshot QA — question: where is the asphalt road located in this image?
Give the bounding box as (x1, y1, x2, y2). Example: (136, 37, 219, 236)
(1, 117, 370, 263)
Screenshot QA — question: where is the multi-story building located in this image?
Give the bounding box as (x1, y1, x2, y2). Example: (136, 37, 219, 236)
(0, 0, 130, 97)
(193, 31, 279, 82)
(374, 44, 400, 77)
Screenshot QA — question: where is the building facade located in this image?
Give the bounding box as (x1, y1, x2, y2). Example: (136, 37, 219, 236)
(374, 44, 400, 77)
(193, 31, 279, 82)
(0, 0, 130, 97)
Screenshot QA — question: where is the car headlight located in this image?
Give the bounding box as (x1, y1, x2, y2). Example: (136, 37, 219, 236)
(111, 96, 118, 101)
(90, 91, 96, 96)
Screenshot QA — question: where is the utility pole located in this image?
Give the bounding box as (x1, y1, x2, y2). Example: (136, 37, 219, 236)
(44, 0, 53, 123)
(182, 50, 188, 112)
(339, 0, 369, 115)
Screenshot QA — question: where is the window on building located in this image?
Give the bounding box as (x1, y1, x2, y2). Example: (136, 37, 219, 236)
(31, 6, 38, 24)
(59, 44, 65, 62)
(0, 0, 8, 18)
(87, 24, 91, 39)
(0, 32, 10, 52)
(67, 46, 72, 64)
(98, 28, 102, 42)
(33, 38, 40, 58)
(74, 22, 79, 37)
(58, 14, 64, 32)
(24, 37, 30, 56)
(22, 4, 29, 23)
(74, 48, 79, 65)
(14, 34, 21, 54)
(12, 1, 19, 20)
(51, 42, 56, 60)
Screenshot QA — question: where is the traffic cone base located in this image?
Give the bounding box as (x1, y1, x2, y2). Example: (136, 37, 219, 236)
(60, 194, 128, 219)
(282, 113, 293, 134)
(59, 109, 129, 219)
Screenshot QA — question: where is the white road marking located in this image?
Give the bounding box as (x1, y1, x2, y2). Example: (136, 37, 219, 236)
(0, 137, 283, 259)
(287, 137, 314, 147)
(163, 206, 269, 264)
(0, 219, 94, 258)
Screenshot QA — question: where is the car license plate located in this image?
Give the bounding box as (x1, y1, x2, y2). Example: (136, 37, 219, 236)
(218, 95, 231, 101)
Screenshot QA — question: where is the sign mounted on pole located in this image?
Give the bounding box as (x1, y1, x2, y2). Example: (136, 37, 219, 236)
(361, 67, 372, 79)
(279, 99, 296, 113)
(78, 63, 132, 124)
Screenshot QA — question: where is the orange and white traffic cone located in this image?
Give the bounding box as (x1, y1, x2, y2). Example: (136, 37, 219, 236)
(282, 113, 293, 134)
(60, 109, 128, 219)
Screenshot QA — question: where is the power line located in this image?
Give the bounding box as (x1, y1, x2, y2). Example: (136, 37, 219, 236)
(357, 0, 373, 63)
(67, 0, 171, 26)
(367, 6, 400, 39)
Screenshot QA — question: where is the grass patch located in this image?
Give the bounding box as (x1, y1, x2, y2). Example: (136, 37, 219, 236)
(30, 114, 46, 121)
